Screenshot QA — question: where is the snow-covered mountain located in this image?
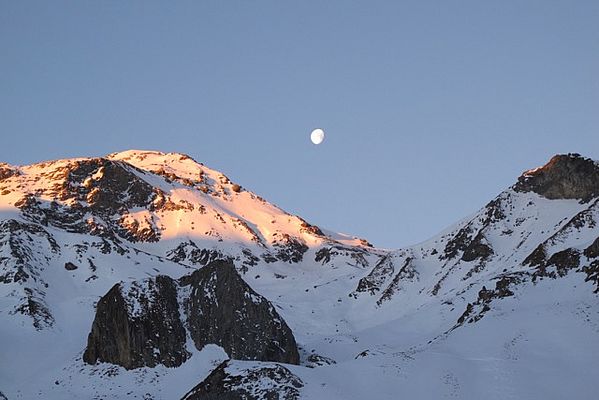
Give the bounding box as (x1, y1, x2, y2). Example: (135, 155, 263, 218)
(1, 151, 598, 399)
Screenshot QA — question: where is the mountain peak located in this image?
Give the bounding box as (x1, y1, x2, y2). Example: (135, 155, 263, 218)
(2, 150, 599, 399)
(107, 149, 200, 164)
(514, 153, 599, 201)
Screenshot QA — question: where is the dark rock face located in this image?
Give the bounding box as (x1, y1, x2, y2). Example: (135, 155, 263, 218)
(354, 255, 395, 296)
(167, 241, 228, 266)
(67, 159, 156, 214)
(0, 164, 18, 181)
(461, 233, 493, 262)
(272, 234, 308, 263)
(377, 257, 417, 305)
(583, 238, 599, 292)
(64, 262, 78, 271)
(0, 219, 59, 329)
(584, 237, 599, 259)
(181, 361, 303, 400)
(583, 261, 599, 293)
(442, 226, 474, 260)
(83, 259, 300, 369)
(298, 219, 324, 237)
(514, 154, 599, 202)
(523, 244, 547, 268)
(314, 245, 371, 268)
(305, 353, 337, 368)
(546, 248, 581, 277)
(12, 158, 162, 249)
(183, 259, 300, 365)
(456, 274, 522, 325)
(83, 275, 188, 369)
(527, 247, 581, 279)
(442, 225, 495, 263)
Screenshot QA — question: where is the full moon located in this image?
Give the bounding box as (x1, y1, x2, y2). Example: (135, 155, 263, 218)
(310, 128, 325, 145)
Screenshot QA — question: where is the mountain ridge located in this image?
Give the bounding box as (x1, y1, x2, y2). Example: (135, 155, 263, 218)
(1, 150, 598, 400)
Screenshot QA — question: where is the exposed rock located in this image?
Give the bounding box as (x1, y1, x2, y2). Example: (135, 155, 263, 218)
(456, 274, 522, 325)
(315, 245, 371, 268)
(357, 238, 374, 247)
(69, 159, 156, 213)
(230, 218, 265, 247)
(153, 168, 198, 187)
(260, 252, 278, 264)
(183, 259, 300, 364)
(181, 361, 303, 400)
(167, 241, 228, 266)
(84, 259, 300, 369)
(584, 237, 599, 259)
(522, 244, 547, 268)
(441, 226, 473, 260)
(0, 219, 59, 284)
(443, 226, 495, 264)
(117, 214, 160, 243)
(0, 219, 58, 329)
(461, 233, 493, 262)
(298, 219, 324, 236)
(64, 262, 78, 271)
(353, 254, 395, 296)
(305, 353, 337, 368)
(583, 238, 599, 293)
(514, 154, 599, 202)
(582, 260, 599, 293)
(240, 248, 260, 271)
(482, 197, 507, 225)
(530, 248, 581, 279)
(546, 248, 581, 277)
(315, 247, 332, 264)
(0, 164, 18, 181)
(13, 158, 161, 246)
(377, 257, 418, 305)
(272, 234, 308, 263)
(83, 275, 188, 369)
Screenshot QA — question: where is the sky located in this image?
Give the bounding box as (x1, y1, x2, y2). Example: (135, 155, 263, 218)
(1, 1, 598, 248)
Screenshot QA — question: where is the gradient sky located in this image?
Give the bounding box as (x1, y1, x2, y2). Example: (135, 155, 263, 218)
(1, 1, 598, 248)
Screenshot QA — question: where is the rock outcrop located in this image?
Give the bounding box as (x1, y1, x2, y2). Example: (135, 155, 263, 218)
(181, 361, 303, 400)
(183, 259, 300, 365)
(0, 219, 59, 329)
(83, 259, 300, 369)
(514, 153, 599, 201)
(83, 275, 188, 369)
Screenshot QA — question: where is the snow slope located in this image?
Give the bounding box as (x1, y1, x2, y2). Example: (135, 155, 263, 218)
(0, 151, 598, 399)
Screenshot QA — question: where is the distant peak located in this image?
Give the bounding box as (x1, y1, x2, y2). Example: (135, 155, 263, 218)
(514, 153, 599, 201)
(107, 149, 198, 163)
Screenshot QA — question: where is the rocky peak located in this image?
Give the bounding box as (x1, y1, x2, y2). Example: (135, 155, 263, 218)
(183, 259, 300, 365)
(514, 153, 599, 201)
(82, 275, 188, 369)
(83, 259, 300, 370)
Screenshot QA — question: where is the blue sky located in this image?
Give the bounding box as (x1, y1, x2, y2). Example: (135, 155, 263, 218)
(1, 1, 598, 248)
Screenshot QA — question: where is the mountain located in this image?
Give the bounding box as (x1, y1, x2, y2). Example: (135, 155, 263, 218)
(0, 151, 598, 399)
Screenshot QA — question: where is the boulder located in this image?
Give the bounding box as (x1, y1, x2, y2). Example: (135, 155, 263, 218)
(64, 262, 78, 271)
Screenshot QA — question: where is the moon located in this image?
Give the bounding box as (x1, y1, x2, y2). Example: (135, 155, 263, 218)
(310, 128, 325, 145)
